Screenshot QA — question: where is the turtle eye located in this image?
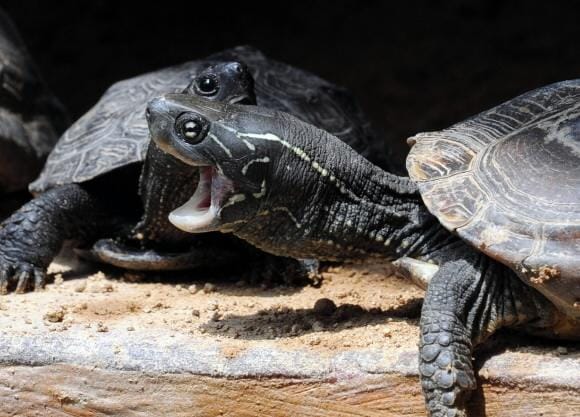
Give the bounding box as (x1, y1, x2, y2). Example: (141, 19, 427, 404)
(175, 113, 209, 144)
(195, 74, 219, 96)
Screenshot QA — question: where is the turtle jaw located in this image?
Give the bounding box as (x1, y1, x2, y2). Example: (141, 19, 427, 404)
(169, 165, 233, 233)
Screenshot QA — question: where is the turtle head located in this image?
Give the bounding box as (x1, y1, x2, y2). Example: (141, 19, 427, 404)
(147, 93, 405, 261)
(147, 93, 287, 235)
(147, 93, 334, 248)
(184, 62, 256, 105)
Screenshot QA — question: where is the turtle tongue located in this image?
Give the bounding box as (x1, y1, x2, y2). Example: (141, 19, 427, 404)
(169, 166, 230, 233)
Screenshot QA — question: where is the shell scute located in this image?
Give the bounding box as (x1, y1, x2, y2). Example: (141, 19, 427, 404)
(408, 80, 580, 317)
(406, 136, 477, 182)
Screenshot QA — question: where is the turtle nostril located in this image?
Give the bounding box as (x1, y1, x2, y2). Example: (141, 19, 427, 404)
(145, 107, 151, 121)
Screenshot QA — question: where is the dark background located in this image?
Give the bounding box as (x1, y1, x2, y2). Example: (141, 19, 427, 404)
(4, 0, 580, 165)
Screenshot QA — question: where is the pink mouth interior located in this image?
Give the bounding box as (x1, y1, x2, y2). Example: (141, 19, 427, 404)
(168, 165, 234, 233)
(197, 167, 213, 210)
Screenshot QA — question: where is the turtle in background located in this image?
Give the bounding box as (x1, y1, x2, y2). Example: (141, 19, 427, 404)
(0, 7, 67, 211)
(147, 81, 580, 417)
(0, 45, 386, 293)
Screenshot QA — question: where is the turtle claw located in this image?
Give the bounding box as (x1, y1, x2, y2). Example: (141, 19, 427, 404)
(0, 268, 10, 294)
(0, 261, 46, 294)
(34, 268, 46, 291)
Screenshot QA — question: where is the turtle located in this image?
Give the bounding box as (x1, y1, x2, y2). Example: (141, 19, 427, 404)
(0, 45, 386, 293)
(0, 7, 67, 204)
(146, 80, 580, 417)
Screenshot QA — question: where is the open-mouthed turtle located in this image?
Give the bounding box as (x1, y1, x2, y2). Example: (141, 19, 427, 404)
(147, 81, 580, 417)
(0, 45, 385, 293)
(0, 7, 67, 200)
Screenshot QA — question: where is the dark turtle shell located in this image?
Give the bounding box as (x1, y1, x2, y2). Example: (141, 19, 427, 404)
(0, 7, 67, 193)
(407, 80, 580, 319)
(31, 46, 383, 193)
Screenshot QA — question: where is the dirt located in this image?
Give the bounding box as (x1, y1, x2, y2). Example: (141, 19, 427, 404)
(0, 259, 424, 355)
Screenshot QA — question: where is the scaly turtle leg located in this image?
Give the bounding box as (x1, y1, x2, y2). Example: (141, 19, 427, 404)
(0, 184, 118, 293)
(419, 254, 558, 416)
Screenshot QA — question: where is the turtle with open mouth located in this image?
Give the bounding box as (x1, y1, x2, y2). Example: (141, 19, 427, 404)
(0, 46, 385, 293)
(148, 84, 580, 417)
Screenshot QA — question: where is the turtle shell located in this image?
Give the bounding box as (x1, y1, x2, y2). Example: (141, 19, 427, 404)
(31, 45, 382, 193)
(407, 80, 580, 318)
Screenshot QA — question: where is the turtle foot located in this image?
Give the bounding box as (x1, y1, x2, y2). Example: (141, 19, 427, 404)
(0, 260, 46, 294)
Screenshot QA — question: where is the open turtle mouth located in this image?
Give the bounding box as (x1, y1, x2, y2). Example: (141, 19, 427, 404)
(168, 166, 233, 233)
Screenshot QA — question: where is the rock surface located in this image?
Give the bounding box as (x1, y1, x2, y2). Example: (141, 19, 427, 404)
(0, 260, 578, 416)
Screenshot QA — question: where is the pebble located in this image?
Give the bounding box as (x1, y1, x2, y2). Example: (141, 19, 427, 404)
(74, 281, 87, 293)
(44, 308, 65, 323)
(309, 336, 321, 346)
(96, 322, 108, 332)
(557, 346, 568, 355)
(313, 298, 337, 316)
(188, 285, 198, 294)
(204, 283, 217, 293)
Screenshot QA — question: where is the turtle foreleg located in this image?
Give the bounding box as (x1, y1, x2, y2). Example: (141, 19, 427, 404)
(419, 255, 553, 417)
(0, 184, 116, 293)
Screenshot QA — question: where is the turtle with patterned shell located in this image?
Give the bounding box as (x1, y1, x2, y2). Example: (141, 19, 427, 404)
(147, 80, 580, 417)
(0, 45, 387, 292)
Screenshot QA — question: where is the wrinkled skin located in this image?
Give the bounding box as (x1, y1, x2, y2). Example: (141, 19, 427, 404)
(147, 94, 579, 417)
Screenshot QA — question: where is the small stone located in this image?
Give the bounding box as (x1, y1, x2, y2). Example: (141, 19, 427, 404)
(72, 302, 88, 313)
(188, 285, 198, 294)
(208, 302, 219, 311)
(557, 346, 568, 355)
(210, 312, 221, 321)
(309, 336, 321, 346)
(203, 283, 216, 293)
(74, 281, 87, 293)
(96, 322, 108, 333)
(191, 309, 201, 318)
(54, 274, 64, 285)
(175, 284, 183, 291)
(235, 280, 247, 287)
(127, 326, 135, 331)
(123, 272, 145, 282)
(44, 308, 65, 323)
(143, 307, 152, 314)
(313, 298, 337, 316)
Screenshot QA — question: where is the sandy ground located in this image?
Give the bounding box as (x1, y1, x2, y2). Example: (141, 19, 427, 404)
(0, 259, 425, 355)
